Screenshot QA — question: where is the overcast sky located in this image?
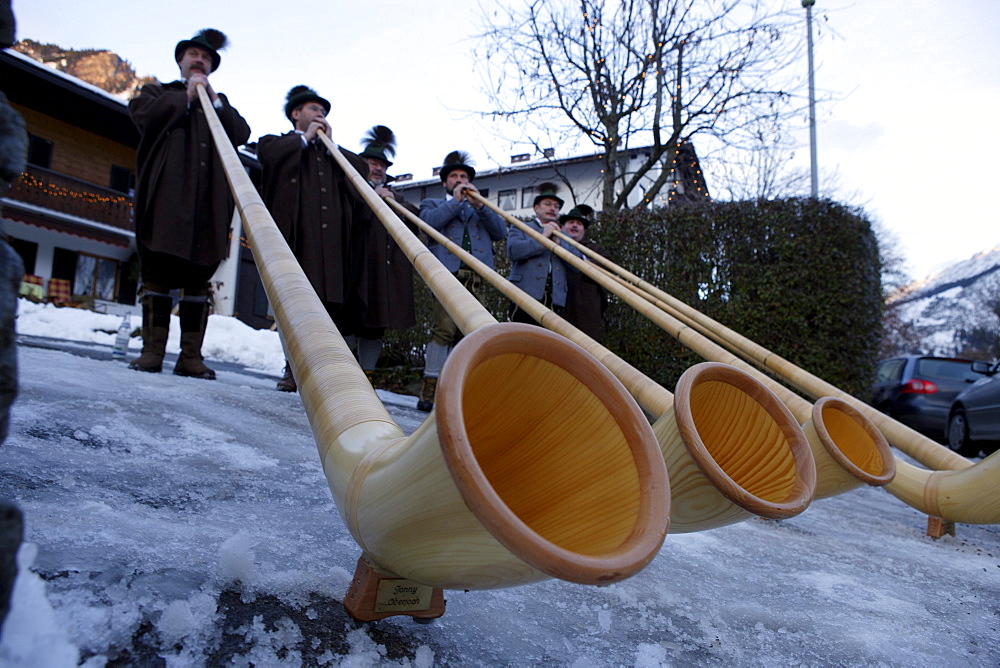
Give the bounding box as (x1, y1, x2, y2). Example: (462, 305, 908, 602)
(11, 0, 1000, 280)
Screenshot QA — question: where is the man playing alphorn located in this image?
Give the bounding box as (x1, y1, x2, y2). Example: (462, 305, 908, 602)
(128, 29, 250, 379)
(415, 151, 506, 411)
(352, 126, 418, 383)
(506, 182, 581, 326)
(257, 86, 373, 392)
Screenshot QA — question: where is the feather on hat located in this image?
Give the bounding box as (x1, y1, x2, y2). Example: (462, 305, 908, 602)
(359, 125, 397, 166)
(438, 150, 475, 182)
(533, 181, 564, 208)
(174, 28, 229, 72)
(283, 85, 331, 121)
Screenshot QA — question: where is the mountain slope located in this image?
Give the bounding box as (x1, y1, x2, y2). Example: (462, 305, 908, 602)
(887, 246, 1000, 357)
(12, 38, 154, 99)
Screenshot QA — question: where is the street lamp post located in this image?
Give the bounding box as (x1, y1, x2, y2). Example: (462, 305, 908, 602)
(803, 0, 818, 198)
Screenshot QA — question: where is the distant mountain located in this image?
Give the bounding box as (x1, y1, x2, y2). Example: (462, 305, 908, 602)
(885, 246, 1000, 358)
(12, 39, 154, 99)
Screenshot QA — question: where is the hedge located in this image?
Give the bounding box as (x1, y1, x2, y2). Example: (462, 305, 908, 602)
(381, 198, 882, 399)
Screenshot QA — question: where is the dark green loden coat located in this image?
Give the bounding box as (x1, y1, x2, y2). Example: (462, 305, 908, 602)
(357, 177, 418, 330)
(563, 238, 609, 342)
(129, 81, 250, 266)
(257, 132, 373, 307)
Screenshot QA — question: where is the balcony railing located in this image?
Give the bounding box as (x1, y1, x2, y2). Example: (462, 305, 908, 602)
(6, 165, 134, 231)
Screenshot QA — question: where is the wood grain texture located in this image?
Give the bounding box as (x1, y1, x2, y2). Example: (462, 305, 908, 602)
(571, 205, 1000, 524)
(804, 397, 894, 499)
(463, 193, 824, 532)
(199, 90, 671, 590)
(887, 454, 1000, 524)
(573, 239, 970, 473)
(549, 232, 1000, 523)
(666, 363, 815, 532)
(541, 228, 902, 502)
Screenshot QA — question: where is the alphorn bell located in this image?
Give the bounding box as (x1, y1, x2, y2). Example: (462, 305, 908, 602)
(557, 227, 966, 471)
(551, 224, 1000, 525)
(387, 197, 816, 533)
(593, 263, 894, 501)
(197, 85, 670, 591)
(467, 191, 894, 504)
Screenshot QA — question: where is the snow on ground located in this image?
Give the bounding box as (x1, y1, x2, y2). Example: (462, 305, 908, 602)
(14, 300, 287, 376)
(1, 300, 999, 665)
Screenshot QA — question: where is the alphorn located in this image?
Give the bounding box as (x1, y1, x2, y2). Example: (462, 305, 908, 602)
(548, 223, 1000, 524)
(591, 263, 895, 500)
(466, 191, 894, 503)
(198, 85, 670, 590)
(556, 227, 969, 471)
(386, 197, 817, 532)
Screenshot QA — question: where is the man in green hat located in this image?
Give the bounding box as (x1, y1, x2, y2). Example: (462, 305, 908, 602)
(257, 86, 374, 392)
(506, 182, 582, 325)
(128, 28, 250, 380)
(349, 126, 418, 383)
(559, 205, 608, 342)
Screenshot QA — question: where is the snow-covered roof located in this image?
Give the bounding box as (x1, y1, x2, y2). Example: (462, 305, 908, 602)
(2, 47, 129, 107)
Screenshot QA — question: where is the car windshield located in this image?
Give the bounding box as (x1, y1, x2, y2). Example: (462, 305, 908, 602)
(914, 358, 981, 382)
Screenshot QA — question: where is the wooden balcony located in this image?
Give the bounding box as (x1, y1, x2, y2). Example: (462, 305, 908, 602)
(6, 165, 134, 231)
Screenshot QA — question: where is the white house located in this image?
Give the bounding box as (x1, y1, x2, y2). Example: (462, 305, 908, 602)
(391, 143, 710, 215)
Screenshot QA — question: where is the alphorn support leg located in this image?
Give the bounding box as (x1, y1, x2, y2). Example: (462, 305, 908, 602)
(926, 516, 956, 539)
(343, 555, 445, 623)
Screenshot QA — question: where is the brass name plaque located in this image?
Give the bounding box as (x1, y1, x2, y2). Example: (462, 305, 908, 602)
(374, 580, 434, 612)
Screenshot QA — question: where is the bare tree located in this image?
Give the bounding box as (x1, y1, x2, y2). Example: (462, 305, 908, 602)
(709, 118, 809, 200)
(475, 0, 804, 211)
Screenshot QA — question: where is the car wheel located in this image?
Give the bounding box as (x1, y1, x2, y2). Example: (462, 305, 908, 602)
(947, 410, 980, 458)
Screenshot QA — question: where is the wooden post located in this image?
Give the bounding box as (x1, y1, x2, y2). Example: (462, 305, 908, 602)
(343, 555, 445, 623)
(926, 516, 956, 539)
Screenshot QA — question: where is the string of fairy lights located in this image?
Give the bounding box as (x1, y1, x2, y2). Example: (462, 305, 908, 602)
(14, 170, 260, 251)
(16, 172, 132, 208)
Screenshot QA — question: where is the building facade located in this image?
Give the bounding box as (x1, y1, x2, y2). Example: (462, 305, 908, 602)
(391, 143, 709, 216)
(2, 49, 139, 310)
(1, 50, 252, 319)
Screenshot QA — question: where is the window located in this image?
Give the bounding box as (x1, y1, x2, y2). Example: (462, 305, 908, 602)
(9, 238, 38, 275)
(521, 188, 536, 209)
(498, 189, 517, 211)
(27, 135, 54, 169)
(109, 165, 134, 194)
(52, 247, 77, 282)
(73, 252, 119, 301)
(875, 359, 906, 383)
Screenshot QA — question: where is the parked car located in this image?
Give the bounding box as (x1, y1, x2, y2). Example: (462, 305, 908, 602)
(870, 355, 987, 443)
(947, 360, 1000, 457)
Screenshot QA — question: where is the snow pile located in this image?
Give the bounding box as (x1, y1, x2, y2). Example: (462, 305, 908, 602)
(16, 300, 285, 375)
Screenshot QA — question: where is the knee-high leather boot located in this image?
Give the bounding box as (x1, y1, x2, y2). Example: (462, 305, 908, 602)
(128, 290, 172, 373)
(173, 295, 216, 380)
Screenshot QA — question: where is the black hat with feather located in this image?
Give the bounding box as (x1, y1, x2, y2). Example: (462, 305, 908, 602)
(438, 150, 475, 182)
(283, 85, 331, 122)
(174, 28, 228, 73)
(359, 125, 396, 166)
(558, 203, 595, 228)
(533, 181, 564, 208)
